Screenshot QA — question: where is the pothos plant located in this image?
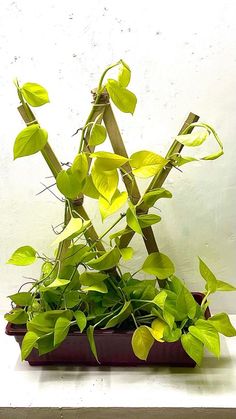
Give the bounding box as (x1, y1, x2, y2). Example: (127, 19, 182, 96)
(5, 60, 236, 366)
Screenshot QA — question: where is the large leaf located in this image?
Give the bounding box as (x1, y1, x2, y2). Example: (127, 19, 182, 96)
(118, 60, 131, 87)
(54, 316, 71, 346)
(199, 258, 217, 294)
(131, 326, 154, 360)
(27, 310, 72, 334)
(189, 319, 220, 358)
(106, 78, 137, 114)
(8, 292, 33, 306)
(99, 190, 128, 221)
(91, 166, 118, 203)
(87, 248, 121, 271)
(80, 271, 108, 286)
(130, 150, 168, 178)
(87, 325, 99, 362)
(37, 333, 55, 355)
(104, 301, 132, 328)
(14, 125, 48, 159)
(42, 278, 70, 289)
(126, 201, 142, 235)
(4, 308, 28, 324)
(71, 152, 88, 177)
(74, 310, 87, 332)
(150, 319, 165, 341)
(7, 245, 37, 266)
(21, 82, 49, 107)
(176, 287, 197, 319)
(142, 188, 172, 208)
(82, 175, 100, 199)
(64, 291, 81, 308)
(176, 129, 209, 147)
(181, 333, 204, 366)
(209, 313, 236, 337)
(138, 214, 161, 228)
(91, 151, 129, 171)
(56, 169, 84, 199)
(21, 331, 39, 360)
(152, 290, 167, 310)
(89, 124, 107, 146)
(63, 244, 92, 266)
(51, 217, 87, 246)
(142, 252, 175, 279)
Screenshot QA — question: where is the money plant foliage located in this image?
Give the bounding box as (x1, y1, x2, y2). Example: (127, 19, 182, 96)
(5, 60, 236, 366)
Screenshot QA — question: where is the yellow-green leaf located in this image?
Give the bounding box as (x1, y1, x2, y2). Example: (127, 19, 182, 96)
(82, 282, 108, 294)
(181, 333, 204, 366)
(14, 125, 48, 159)
(51, 217, 87, 246)
(87, 325, 99, 362)
(54, 316, 71, 346)
(216, 280, 236, 291)
(209, 313, 236, 337)
(91, 165, 118, 203)
(104, 301, 132, 328)
(91, 151, 129, 171)
(89, 124, 107, 146)
(142, 188, 172, 208)
(99, 190, 128, 220)
(8, 292, 33, 306)
(150, 318, 165, 341)
(142, 252, 175, 279)
(130, 150, 168, 178)
(87, 248, 121, 270)
(119, 247, 134, 261)
(83, 175, 100, 199)
(131, 326, 154, 360)
(7, 246, 37, 266)
(189, 319, 220, 358)
(21, 82, 49, 107)
(138, 214, 161, 228)
(106, 78, 137, 114)
(56, 169, 84, 199)
(80, 271, 108, 286)
(74, 310, 87, 332)
(176, 129, 209, 147)
(45, 278, 70, 288)
(71, 152, 88, 178)
(4, 308, 28, 324)
(199, 258, 217, 294)
(21, 331, 39, 360)
(118, 60, 131, 87)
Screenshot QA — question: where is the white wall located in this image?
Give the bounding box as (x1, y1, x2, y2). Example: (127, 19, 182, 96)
(0, 0, 235, 313)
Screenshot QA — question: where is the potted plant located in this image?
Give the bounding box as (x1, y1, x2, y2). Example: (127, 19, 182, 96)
(5, 60, 236, 367)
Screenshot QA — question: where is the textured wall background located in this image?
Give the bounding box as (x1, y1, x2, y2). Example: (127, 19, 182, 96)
(0, 0, 235, 313)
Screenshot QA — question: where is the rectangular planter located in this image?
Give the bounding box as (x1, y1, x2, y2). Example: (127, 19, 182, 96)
(5, 292, 210, 367)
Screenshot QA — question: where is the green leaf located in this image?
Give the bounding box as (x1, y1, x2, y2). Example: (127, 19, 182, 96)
(87, 325, 99, 362)
(56, 169, 84, 199)
(176, 287, 197, 319)
(80, 271, 108, 286)
(14, 125, 48, 159)
(202, 149, 224, 161)
(63, 244, 91, 266)
(21, 331, 39, 360)
(126, 202, 143, 235)
(74, 310, 87, 332)
(119, 247, 134, 261)
(142, 188, 172, 208)
(83, 282, 108, 294)
(163, 326, 181, 342)
(91, 166, 118, 203)
(91, 151, 129, 170)
(199, 258, 217, 294)
(189, 319, 220, 358)
(209, 313, 236, 337)
(104, 301, 132, 328)
(38, 333, 55, 355)
(21, 82, 49, 107)
(150, 318, 165, 341)
(99, 190, 128, 221)
(7, 246, 37, 266)
(130, 150, 168, 178)
(181, 333, 204, 366)
(51, 217, 87, 246)
(64, 291, 81, 308)
(118, 60, 131, 87)
(8, 292, 33, 306)
(4, 308, 28, 324)
(106, 78, 137, 114)
(175, 156, 198, 167)
(89, 124, 107, 146)
(70, 152, 88, 178)
(87, 248, 121, 270)
(216, 280, 236, 291)
(54, 316, 71, 346)
(176, 129, 209, 147)
(131, 326, 154, 360)
(44, 278, 70, 288)
(82, 175, 100, 199)
(138, 214, 161, 228)
(152, 290, 167, 310)
(27, 310, 72, 334)
(142, 252, 175, 279)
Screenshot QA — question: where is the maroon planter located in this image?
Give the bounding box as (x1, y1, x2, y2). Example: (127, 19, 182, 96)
(5, 292, 210, 367)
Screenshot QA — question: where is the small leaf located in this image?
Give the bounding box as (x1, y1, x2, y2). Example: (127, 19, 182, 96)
(142, 252, 175, 279)
(175, 156, 198, 167)
(119, 247, 134, 261)
(63, 244, 91, 266)
(130, 150, 168, 178)
(74, 310, 87, 332)
(80, 271, 108, 286)
(21, 331, 39, 360)
(199, 258, 217, 294)
(8, 292, 33, 306)
(216, 280, 236, 291)
(83, 175, 100, 199)
(91, 166, 118, 203)
(176, 130, 209, 147)
(83, 282, 108, 294)
(51, 217, 85, 246)
(56, 169, 84, 199)
(118, 60, 131, 87)
(104, 301, 132, 328)
(99, 190, 128, 220)
(4, 308, 28, 324)
(138, 214, 161, 228)
(45, 278, 70, 288)
(202, 149, 224, 161)
(7, 246, 37, 266)
(38, 333, 55, 355)
(106, 78, 137, 114)
(89, 124, 107, 146)
(181, 333, 204, 366)
(14, 125, 48, 159)
(163, 326, 181, 342)
(152, 290, 167, 310)
(64, 291, 81, 308)
(54, 316, 71, 346)
(150, 318, 165, 341)
(176, 287, 197, 319)
(87, 325, 99, 362)
(209, 313, 236, 337)
(142, 188, 172, 208)
(126, 202, 142, 235)
(70, 152, 88, 178)
(91, 151, 129, 170)
(87, 248, 121, 271)
(189, 319, 220, 358)
(21, 82, 49, 107)
(131, 326, 154, 360)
